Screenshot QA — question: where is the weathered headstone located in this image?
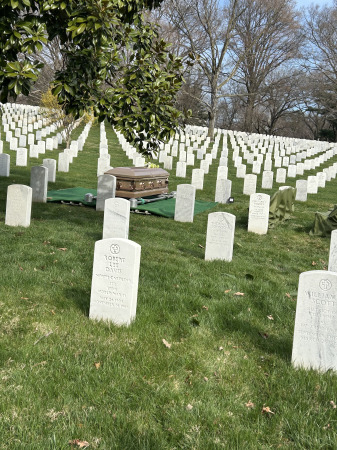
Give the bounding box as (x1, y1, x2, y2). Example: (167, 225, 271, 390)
(16, 148, 27, 166)
(200, 159, 209, 174)
(243, 174, 257, 196)
(96, 174, 116, 211)
(248, 193, 270, 235)
(276, 168, 286, 183)
(5, 184, 32, 227)
(97, 155, 111, 177)
(307, 175, 318, 194)
(217, 166, 228, 180)
(295, 179, 307, 202)
(89, 238, 141, 326)
(261, 170, 273, 189)
(30, 166, 48, 203)
(205, 212, 236, 261)
(287, 164, 297, 178)
(176, 161, 186, 178)
(236, 164, 246, 179)
(174, 184, 196, 223)
(191, 168, 204, 190)
(215, 179, 232, 204)
(103, 198, 130, 239)
(328, 230, 337, 272)
(292, 270, 337, 371)
(42, 158, 56, 182)
(0, 153, 10, 177)
(58, 153, 69, 172)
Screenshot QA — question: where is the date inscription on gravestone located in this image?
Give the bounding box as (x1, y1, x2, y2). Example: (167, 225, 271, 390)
(292, 271, 337, 371)
(89, 238, 141, 326)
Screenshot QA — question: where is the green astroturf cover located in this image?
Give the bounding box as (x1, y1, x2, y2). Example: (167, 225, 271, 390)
(47, 188, 218, 217)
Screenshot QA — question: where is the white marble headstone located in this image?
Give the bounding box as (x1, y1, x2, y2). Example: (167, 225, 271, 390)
(243, 174, 257, 196)
(103, 198, 130, 240)
(205, 212, 236, 261)
(174, 184, 196, 223)
(96, 174, 116, 211)
(328, 230, 337, 273)
(292, 271, 337, 372)
(42, 159, 56, 182)
(176, 161, 186, 178)
(30, 166, 48, 203)
(295, 179, 307, 202)
(248, 193, 270, 235)
(191, 168, 204, 190)
(89, 238, 141, 326)
(0, 153, 10, 177)
(261, 171, 273, 189)
(215, 179, 231, 204)
(16, 148, 27, 166)
(5, 184, 32, 227)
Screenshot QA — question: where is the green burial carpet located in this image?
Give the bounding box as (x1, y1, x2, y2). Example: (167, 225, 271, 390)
(136, 197, 218, 218)
(47, 188, 218, 218)
(47, 187, 97, 206)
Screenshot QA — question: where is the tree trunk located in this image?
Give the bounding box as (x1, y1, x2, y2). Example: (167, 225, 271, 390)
(208, 89, 218, 141)
(244, 93, 255, 133)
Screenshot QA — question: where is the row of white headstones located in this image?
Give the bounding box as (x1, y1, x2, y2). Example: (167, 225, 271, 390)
(107, 125, 337, 372)
(2, 105, 337, 371)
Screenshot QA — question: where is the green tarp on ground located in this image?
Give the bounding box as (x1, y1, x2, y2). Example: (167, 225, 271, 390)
(47, 188, 218, 218)
(136, 197, 218, 218)
(310, 205, 337, 237)
(269, 187, 295, 226)
(47, 187, 97, 206)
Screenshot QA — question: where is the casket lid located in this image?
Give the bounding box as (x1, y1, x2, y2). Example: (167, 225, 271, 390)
(105, 167, 169, 179)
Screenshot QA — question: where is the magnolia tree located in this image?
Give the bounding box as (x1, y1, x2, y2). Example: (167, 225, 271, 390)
(0, 0, 184, 154)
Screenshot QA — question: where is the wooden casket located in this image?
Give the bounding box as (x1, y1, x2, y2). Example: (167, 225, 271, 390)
(104, 167, 169, 198)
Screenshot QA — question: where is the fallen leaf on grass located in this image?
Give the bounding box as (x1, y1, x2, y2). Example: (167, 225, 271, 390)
(330, 401, 337, 409)
(43, 241, 50, 245)
(186, 404, 193, 411)
(262, 406, 275, 415)
(234, 292, 244, 296)
(285, 293, 291, 298)
(312, 261, 317, 266)
(58, 248, 67, 251)
(202, 305, 209, 310)
(204, 377, 209, 382)
(19, 266, 23, 271)
(162, 339, 171, 349)
(245, 401, 255, 408)
(224, 289, 231, 294)
(20, 297, 29, 300)
(68, 440, 90, 448)
(259, 332, 269, 339)
(94, 362, 100, 369)
(267, 315, 274, 320)
(198, 244, 204, 248)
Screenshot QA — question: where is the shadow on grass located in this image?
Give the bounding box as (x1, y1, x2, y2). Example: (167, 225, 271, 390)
(217, 316, 292, 362)
(63, 287, 90, 316)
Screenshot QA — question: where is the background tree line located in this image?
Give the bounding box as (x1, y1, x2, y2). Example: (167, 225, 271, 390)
(154, 0, 337, 141)
(3, 0, 336, 144)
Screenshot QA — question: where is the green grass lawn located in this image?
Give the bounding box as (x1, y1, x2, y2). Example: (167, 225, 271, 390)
(1, 121, 337, 449)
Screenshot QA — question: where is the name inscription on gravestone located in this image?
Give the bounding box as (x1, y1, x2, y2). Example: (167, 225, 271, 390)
(89, 238, 141, 326)
(292, 271, 337, 371)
